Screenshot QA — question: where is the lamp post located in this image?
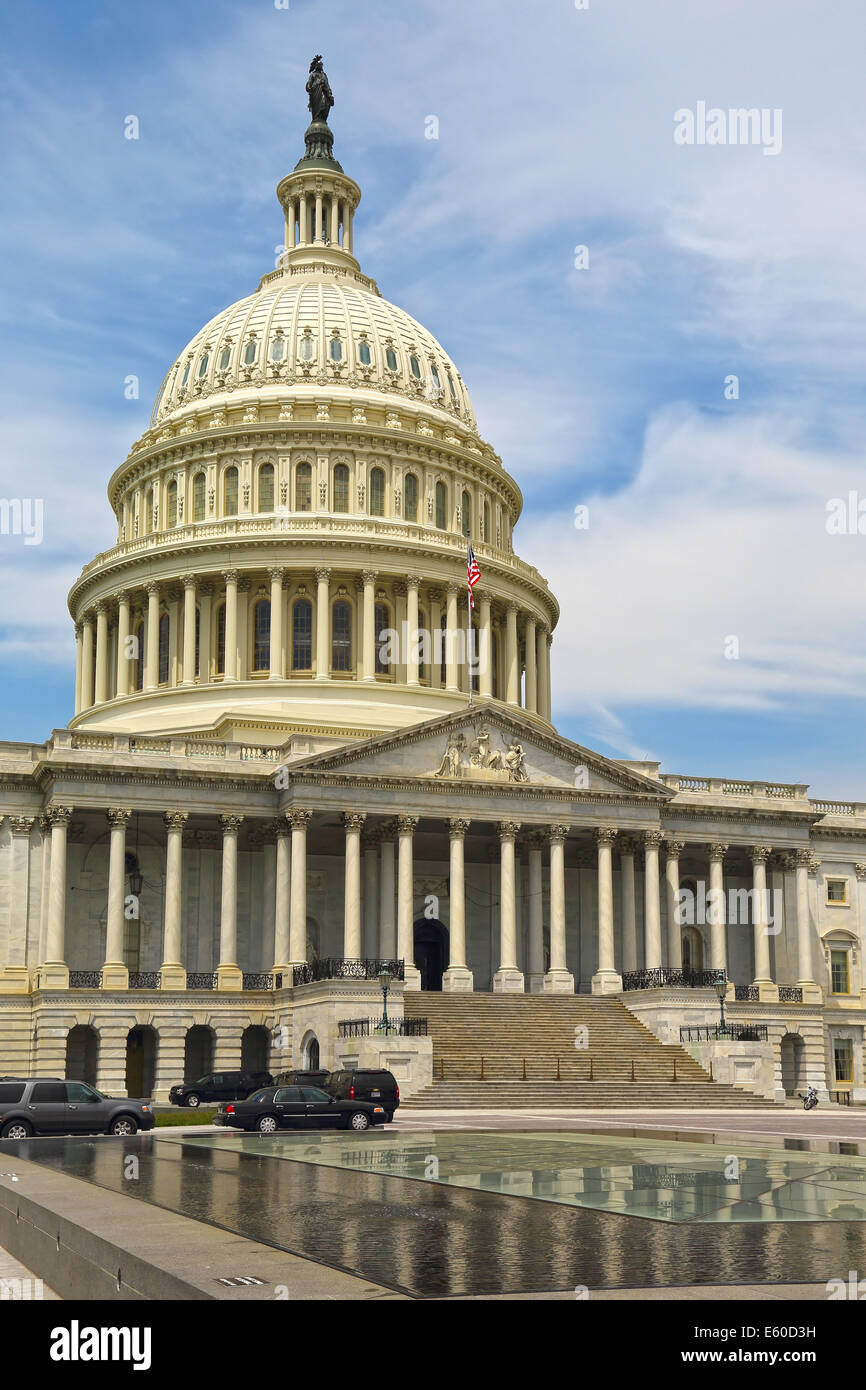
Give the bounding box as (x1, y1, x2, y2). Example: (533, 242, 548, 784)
(714, 975, 728, 1035)
(377, 967, 393, 1034)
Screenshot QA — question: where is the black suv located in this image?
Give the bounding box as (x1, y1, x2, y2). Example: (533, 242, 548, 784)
(273, 1069, 331, 1088)
(0, 1079, 154, 1139)
(168, 1070, 273, 1108)
(216, 1085, 388, 1133)
(322, 1069, 399, 1121)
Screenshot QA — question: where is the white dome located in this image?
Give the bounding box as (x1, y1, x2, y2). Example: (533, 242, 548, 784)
(151, 273, 476, 432)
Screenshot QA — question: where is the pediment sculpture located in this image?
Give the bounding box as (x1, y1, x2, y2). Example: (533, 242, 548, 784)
(433, 724, 529, 783)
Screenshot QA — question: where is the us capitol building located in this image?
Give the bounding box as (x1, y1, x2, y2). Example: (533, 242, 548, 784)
(0, 63, 863, 1105)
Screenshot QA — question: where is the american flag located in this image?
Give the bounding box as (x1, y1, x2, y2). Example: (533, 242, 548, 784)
(466, 542, 481, 608)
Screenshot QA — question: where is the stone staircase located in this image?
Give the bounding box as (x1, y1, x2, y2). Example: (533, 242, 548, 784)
(402, 992, 776, 1109)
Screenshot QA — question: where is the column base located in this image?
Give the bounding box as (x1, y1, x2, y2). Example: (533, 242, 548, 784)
(591, 969, 623, 996)
(526, 972, 546, 995)
(35, 963, 69, 990)
(159, 964, 187, 991)
(796, 981, 824, 1004)
(216, 965, 243, 991)
(493, 967, 525, 993)
(754, 980, 777, 1003)
(403, 966, 422, 992)
(442, 966, 474, 992)
(542, 969, 574, 994)
(101, 964, 129, 990)
(0, 967, 30, 994)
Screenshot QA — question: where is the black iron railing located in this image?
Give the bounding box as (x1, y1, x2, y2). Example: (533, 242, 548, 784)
(734, 984, 759, 1001)
(128, 972, 161, 989)
(622, 968, 727, 991)
(338, 1017, 428, 1038)
(680, 1023, 769, 1043)
(187, 972, 217, 990)
(778, 986, 804, 1002)
(293, 958, 404, 986)
(69, 970, 103, 988)
(242, 973, 275, 991)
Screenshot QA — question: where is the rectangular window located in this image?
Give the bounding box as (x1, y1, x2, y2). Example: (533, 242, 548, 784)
(827, 878, 848, 904)
(834, 1038, 853, 1083)
(292, 601, 312, 671)
(831, 949, 850, 994)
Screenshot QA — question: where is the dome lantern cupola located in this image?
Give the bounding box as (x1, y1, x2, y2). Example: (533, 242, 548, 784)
(275, 55, 362, 277)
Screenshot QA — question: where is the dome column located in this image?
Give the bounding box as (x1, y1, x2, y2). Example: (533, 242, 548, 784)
(94, 601, 110, 704)
(115, 591, 131, 697)
(406, 576, 421, 686)
(145, 583, 160, 690)
(445, 583, 459, 692)
(361, 571, 376, 682)
(524, 615, 537, 713)
(505, 603, 519, 706)
(315, 568, 330, 679)
(298, 191, 308, 245)
(73, 623, 83, 714)
(223, 571, 238, 682)
(81, 612, 95, 709)
(478, 594, 492, 700)
(537, 625, 551, 720)
(182, 576, 197, 685)
(268, 568, 284, 679)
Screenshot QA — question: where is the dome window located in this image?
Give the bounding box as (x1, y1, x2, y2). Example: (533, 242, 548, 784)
(435, 480, 447, 531)
(295, 461, 312, 512)
(331, 600, 352, 672)
(224, 466, 239, 517)
(192, 472, 206, 522)
(218, 346, 231, 371)
(181, 360, 192, 387)
(369, 466, 385, 517)
(330, 337, 343, 362)
(167, 479, 178, 528)
(299, 334, 315, 361)
(258, 463, 275, 513)
(410, 354, 422, 379)
(253, 600, 271, 672)
(358, 341, 372, 366)
(333, 463, 349, 513)
(270, 337, 285, 362)
(404, 472, 418, 523)
(197, 353, 209, 379)
(430, 364, 441, 390)
(385, 347, 398, 372)
(447, 371, 457, 402)
(243, 339, 258, 365)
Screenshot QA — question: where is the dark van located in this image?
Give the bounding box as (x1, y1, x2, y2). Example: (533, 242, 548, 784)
(323, 1069, 399, 1121)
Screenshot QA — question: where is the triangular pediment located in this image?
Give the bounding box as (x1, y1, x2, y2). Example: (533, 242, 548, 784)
(287, 706, 671, 800)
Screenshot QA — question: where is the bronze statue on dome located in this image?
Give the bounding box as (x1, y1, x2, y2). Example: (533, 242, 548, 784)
(306, 55, 334, 123)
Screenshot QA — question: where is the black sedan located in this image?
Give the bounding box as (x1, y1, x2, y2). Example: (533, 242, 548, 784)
(216, 1084, 389, 1133)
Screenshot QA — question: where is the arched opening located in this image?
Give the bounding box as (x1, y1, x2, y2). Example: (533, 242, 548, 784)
(184, 1025, 214, 1083)
(125, 1025, 157, 1098)
(332, 462, 349, 513)
(413, 918, 449, 992)
(241, 1025, 271, 1076)
(404, 472, 418, 522)
(369, 466, 385, 517)
(258, 462, 275, 513)
(192, 471, 206, 521)
(252, 599, 271, 672)
(681, 924, 704, 972)
(66, 1025, 98, 1086)
(223, 465, 239, 517)
(292, 598, 312, 671)
(301, 1032, 320, 1071)
(780, 1032, 806, 1096)
(331, 598, 352, 672)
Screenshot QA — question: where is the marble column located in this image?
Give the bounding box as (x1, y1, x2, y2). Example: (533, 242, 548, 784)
(223, 571, 238, 682)
(362, 570, 376, 682)
(524, 616, 537, 714)
(526, 831, 546, 993)
(620, 838, 638, 975)
(505, 603, 519, 705)
(3, 817, 34, 989)
(43, 805, 73, 987)
(161, 811, 189, 989)
(81, 612, 96, 708)
(406, 575, 421, 686)
(115, 590, 131, 697)
(103, 808, 131, 989)
(362, 830, 379, 957)
(443, 818, 473, 991)
(544, 824, 574, 992)
(592, 826, 622, 994)
(751, 845, 774, 989)
(199, 583, 213, 681)
(478, 594, 492, 700)
(708, 843, 728, 973)
(74, 623, 83, 714)
(269, 567, 284, 679)
(445, 583, 459, 692)
(536, 625, 549, 719)
(643, 830, 664, 971)
(397, 815, 420, 989)
(315, 567, 330, 680)
(289, 809, 311, 966)
(794, 847, 819, 996)
(94, 601, 109, 704)
(379, 826, 396, 958)
(145, 583, 160, 690)
(664, 839, 685, 971)
(217, 814, 244, 989)
(181, 576, 197, 685)
(494, 820, 524, 992)
(298, 191, 307, 243)
(342, 812, 366, 959)
(273, 821, 291, 972)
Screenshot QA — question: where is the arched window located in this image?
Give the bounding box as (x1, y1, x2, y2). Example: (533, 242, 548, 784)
(292, 599, 312, 671)
(483, 499, 490, 544)
(192, 472, 206, 522)
(374, 602, 390, 675)
(216, 603, 226, 675)
(158, 612, 169, 684)
(333, 463, 349, 513)
(369, 466, 385, 517)
(435, 480, 447, 530)
(253, 599, 270, 672)
(144, 488, 153, 536)
(134, 622, 144, 691)
(224, 466, 238, 517)
(331, 599, 352, 672)
(461, 490, 471, 539)
(258, 463, 274, 513)
(404, 472, 418, 523)
(295, 462, 312, 512)
(167, 480, 178, 528)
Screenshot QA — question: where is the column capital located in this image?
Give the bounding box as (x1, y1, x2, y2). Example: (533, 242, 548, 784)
(222, 569, 239, 585)
(448, 817, 470, 839)
(498, 820, 521, 841)
(750, 844, 773, 865)
(219, 814, 245, 835)
(106, 808, 131, 828)
(406, 574, 421, 591)
(505, 600, 519, 615)
(361, 569, 377, 585)
(94, 599, 109, 615)
(268, 567, 284, 583)
(396, 814, 419, 834)
(145, 581, 160, 597)
(795, 847, 813, 868)
(342, 811, 367, 833)
(164, 811, 190, 833)
(664, 838, 686, 858)
(182, 574, 197, 590)
(642, 829, 665, 852)
(594, 826, 618, 846)
(288, 808, 313, 831)
(272, 817, 291, 839)
(854, 861, 866, 881)
(707, 842, 728, 862)
(618, 836, 639, 856)
(315, 567, 331, 583)
(377, 819, 397, 843)
(549, 823, 570, 843)
(445, 581, 460, 596)
(523, 829, 547, 852)
(426, 587, 442, 603)
(113, 588, 131, 605)
(9, 816, 35, 837)
(46, 805, 74, 827)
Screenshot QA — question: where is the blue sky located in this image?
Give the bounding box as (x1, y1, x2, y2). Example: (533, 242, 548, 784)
(2, 0, 866, 794)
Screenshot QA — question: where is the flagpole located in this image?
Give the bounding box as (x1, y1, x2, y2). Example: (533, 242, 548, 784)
(467, 582, 473, 708)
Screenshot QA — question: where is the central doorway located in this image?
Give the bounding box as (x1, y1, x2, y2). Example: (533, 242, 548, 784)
(413, 918, 449, 991)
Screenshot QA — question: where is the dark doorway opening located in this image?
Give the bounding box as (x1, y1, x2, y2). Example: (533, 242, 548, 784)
(66, 1025, 98, 1086)
(125, 1025, 157, 1098)
(413, 918, 449, 991)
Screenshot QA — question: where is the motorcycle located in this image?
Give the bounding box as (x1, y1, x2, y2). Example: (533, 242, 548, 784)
(802, 1086, 819, 1111)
